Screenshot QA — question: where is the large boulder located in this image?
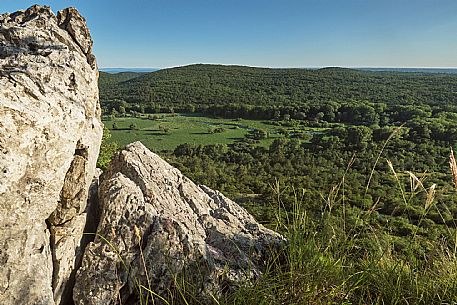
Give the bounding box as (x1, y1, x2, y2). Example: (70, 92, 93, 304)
(0, 5, 102, 305)
(74, 142, 285, 304)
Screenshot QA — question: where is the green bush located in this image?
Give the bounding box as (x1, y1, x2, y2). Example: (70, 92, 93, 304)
(96, 126, 118, 170)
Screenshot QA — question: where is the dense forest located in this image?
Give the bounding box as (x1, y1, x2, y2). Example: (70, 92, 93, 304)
(100, 64, 457, 111)
(100, 65, 457, 262)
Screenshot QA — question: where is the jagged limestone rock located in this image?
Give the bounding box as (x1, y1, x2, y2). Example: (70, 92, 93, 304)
(74, 142, 285, 304)
(0, 5, 102, 305)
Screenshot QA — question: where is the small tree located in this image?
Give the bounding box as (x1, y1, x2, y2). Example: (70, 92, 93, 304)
(119, 106, 126, 116)
(253, 128, 268, 140)
(110, 108, 118, 118)
(315, 112, 325, 122)
(129, 123, 138, 130)
(159, 125, 170, 134)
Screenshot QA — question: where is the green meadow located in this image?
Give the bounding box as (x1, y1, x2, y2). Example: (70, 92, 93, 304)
(103, 113, 325, 152)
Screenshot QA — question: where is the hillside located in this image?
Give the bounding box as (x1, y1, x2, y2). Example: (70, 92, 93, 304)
(98, 71, 145, 88)
(99, 64, 457, 259)
(99, 64, 457, 110)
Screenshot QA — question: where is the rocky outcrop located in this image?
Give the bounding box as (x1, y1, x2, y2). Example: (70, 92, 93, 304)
(0, 5, 102, 305)
(74, 142, 284, 304)
(0, 5, 283, 305)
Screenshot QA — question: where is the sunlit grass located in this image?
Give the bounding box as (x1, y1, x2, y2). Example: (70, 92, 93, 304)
(102, 113, 326, 151)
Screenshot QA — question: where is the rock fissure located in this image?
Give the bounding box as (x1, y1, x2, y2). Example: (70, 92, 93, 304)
(45, 219, 58, 291)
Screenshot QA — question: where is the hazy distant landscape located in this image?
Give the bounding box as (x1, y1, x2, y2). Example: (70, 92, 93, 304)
(100, 67, 457, 74)
(99, 67, 159, 73)
(357, 67, 457, 74)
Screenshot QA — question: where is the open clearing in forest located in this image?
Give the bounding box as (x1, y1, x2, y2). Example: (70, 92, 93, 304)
(103, 113, 327, 152)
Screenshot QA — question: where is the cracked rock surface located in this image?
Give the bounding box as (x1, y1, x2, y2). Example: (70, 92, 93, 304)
(0, 5, 102, 305)
(74, 142, 285, 305)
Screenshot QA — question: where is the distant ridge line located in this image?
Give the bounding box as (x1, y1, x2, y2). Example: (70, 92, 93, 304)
(99, 65, 457, 74)
(99, 68, 159, 73)
(355, 67, 457, 74)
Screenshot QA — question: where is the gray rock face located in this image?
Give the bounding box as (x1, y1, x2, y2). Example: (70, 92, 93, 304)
(0, 5, 102, 305)
(74, 142, 284, 304)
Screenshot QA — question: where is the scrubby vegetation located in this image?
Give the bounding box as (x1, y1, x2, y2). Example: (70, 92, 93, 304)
(220, 182, 457, 304)
(98, 65, 457, 304)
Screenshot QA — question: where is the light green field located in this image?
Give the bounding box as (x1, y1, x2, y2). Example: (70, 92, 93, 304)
(103, 114, 325, 152)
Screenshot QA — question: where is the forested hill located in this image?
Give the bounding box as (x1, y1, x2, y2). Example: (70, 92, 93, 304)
(99, 64, 457, 109)
(98, 71, 146, 88)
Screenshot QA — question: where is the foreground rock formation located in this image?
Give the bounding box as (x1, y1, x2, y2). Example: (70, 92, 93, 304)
(0, 5, 102, 305)
(0, 5, 284, 305)
(74, 142, 285, 304)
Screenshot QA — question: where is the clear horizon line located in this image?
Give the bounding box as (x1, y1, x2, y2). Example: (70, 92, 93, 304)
(100, 65, 457, 69)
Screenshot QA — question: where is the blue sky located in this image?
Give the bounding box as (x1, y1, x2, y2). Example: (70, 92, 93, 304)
(1, 0, 456, 68)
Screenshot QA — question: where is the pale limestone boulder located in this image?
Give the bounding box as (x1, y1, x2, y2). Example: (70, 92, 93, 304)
(0, 5, 102, 305)
(74, 142, 284, 304)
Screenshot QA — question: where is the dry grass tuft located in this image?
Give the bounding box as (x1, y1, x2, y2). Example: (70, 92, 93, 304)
(425, 184, 437, 210)
(450, 148, 457, 190)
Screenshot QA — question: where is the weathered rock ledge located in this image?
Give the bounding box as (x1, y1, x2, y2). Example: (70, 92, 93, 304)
(74, 142, 285, 304)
